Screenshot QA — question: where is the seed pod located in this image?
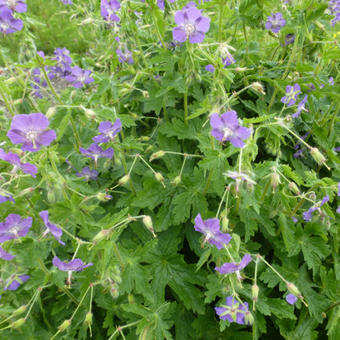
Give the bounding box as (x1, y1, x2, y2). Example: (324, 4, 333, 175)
(251, 82, 266, 95)
(288, 182, 300, 195)
(244, 311, 254, 325)
(93, 229, 110, 243)
(46, 107, 56, 119)
(221, 216, 229, 232)
(84, 312, 93, 326)
(270, 173, 280, 191)
(142, 216, 156, 237)
(154, 172, 164, 183)
(171, 176, 181, 186)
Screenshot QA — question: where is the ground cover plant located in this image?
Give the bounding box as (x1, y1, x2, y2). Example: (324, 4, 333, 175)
(0, 0, 340, 339)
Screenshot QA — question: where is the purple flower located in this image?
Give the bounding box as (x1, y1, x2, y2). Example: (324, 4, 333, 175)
(79, 143, 114, 162)
(52, 256, 93, 272)
(194, 214, 231, 249)
(60, 0, 72, 4)
(4, 275, 29, 290)
(157, 0, 175, 10)
(0, 0, 27, 13)
(215, 254, 252, 274)
(0, 194, 15, 204)
(116, 48, 134, 64)
(329, 77, 334, 85)
(65, 66, 94, 88)
(7, 113, 56, 152)
(0, 148, 37, 177)
(265, 12, 286, 33)
(39, 211, 65, 246)
(303, 195, 329, 222)
(291, 216, 298, 223)
(76, 167, 98, 181)
(205, 64, 214, 73)
(0, 8, 23, 34)
(210, 111, 251, 148)
(0, 214, 32, 243)
(292, 95, 308, 118)
(286, 293, 298, 305)
(0, 246, 15, 261)
(173, 5, 210, 44)
(337, 182, 340, 196)
(215, 296, 252, 325)
(222, 53, 235, 67)
(337, 205, 340, 214)
(284, 33, 295, 46)
(280, 84, 301, 107)
(100, 0, 120, 22)
(52, 47, 73, 75)
(93, 119, 122, 143)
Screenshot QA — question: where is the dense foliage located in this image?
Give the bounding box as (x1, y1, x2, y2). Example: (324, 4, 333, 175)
(0, 0, 340, 339)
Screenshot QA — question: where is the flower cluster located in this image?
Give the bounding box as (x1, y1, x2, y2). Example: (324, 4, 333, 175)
(173, 2, 210, 44)
(0, 4, 24, 34)
(101, 0, 120, 22)
(265, 12, 286, 33)
(328, 0, 340, 25)
(210, 110, 251, 148)
(31, 48, 94, 97)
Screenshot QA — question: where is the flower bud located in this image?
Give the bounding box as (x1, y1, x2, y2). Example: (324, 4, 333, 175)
(252, 284, 259, 302)
(84, 312, 93, 326)
(110, 286, 119, 299)
(118, 174, 130, 186)
(244, 311, 254, 325)
(288, 182, 300, 195)
(149, 151, 166, 162)
(310, 147, 326, 166)
(13, 99, 23, 105)
(13, 305, 27, 317)
(96, 193, 112, 201)
(128, 293, 135, 304)
(93, 229, 110, 243)
(58, 319, 71, 332)
(251, 82, 266, 95)
(171, 176, 181, 186)
(139, 136, 150, 142)
(287, 282, 301, 297)
(221, 216, 229, 232)
(142, 216, 156, 237)
(270, 172, 280, 191)
(142, 91, 149, 98)
(46, 107, 56, 119)
(84, 109, 96, 120)
(154, 172, 164, 183)
(234, 67, 248, 72)
(12, 318, 25, 329)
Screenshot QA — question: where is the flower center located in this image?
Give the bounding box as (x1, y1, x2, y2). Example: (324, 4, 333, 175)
(185, 23, 196, 35)
(26, 130, 38, 143)
(223, 127, 234, 139)
(7, 0, 17, 8)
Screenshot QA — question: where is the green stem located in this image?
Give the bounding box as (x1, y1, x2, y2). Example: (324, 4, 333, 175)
(0, 82, 15, 116)
(184, 90, 188, 125)
(69, 115, 81, 151)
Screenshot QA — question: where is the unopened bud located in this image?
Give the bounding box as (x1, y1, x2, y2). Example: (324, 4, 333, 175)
(140, 136, 150, 142)
(58, 319, 71, 332)
(142, 216, 156, 237)
(13, 99, 23, 105)
(128, 293, 135, 304)
(171, 176, 181, 186)
(154, 172, 164, 183)
(118, 174, 130, 186)
(46, 107, 56, 119)
(251, 82, 266, 95)
(270, 172, 280, 191)
(252, 284, 259, 302)
(310, 147, 326, 166)
(221, 216, 229, 232)
(93, 229, 110, 243)
(13, 305, 27, 317)
(287, 282, 301, 297)
(142, 91, 149, 98)
(288, 182, 300, 195)
(84, 109, 96, 120)
(234, 67, 248, 72)
(110, 286, 119, 298)
(84, 312, 93, 326)
(96, 193, 112, 201)
(149, 151, 166, 162)
(315, 21, 325, 31)
(12, 318, 25, 329)
(244, 311, 254, 325)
